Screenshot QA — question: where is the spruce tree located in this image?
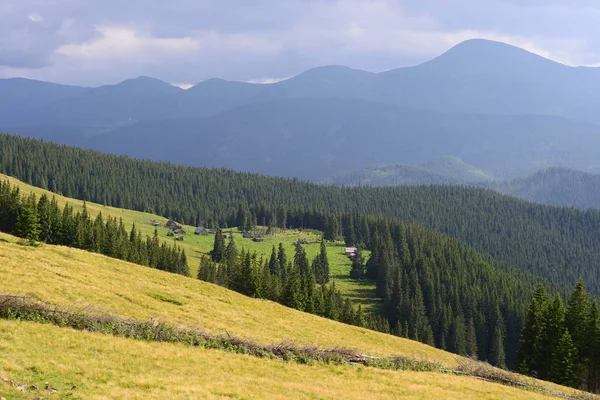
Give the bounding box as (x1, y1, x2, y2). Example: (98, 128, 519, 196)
(565, 280, 589, 362)
(210, 228, 226, 262)
(15, 193, 40, 241)
(551, 329, 581, 388)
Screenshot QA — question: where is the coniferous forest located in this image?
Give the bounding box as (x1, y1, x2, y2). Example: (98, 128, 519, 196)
(3, 133, 600, 391)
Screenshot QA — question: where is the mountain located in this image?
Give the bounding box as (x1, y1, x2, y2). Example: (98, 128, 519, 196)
(4, 39, 600, 127)
(0, 78, 87, 126)
(374, 39, 600, 122)
(84, 98, 600, 180)
(3, 76, 183, 127)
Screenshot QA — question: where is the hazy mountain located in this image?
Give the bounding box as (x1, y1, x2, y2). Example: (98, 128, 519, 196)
(2, 76, 183, 127)
(0, 78, 87, 126)
(48, 97, 600, 181)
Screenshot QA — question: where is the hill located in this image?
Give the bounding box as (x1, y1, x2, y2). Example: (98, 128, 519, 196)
(326, 164, 462, 187)
(0, 231, 585, 399)
(492, 167, 600, 209)
(331, 164, 600, 210)
(327, 157, 493, 187)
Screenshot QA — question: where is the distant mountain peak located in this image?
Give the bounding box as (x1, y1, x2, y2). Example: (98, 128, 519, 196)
(417, 38, 568, 74)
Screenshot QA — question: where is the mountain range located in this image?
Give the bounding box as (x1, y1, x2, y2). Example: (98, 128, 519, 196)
(3, 38, 600, 204)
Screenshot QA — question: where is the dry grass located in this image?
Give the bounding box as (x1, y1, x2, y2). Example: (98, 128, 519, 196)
(0, 319, 559, 400)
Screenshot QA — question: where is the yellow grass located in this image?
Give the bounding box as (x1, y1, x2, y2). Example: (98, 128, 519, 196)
(0, 319, 557, 400)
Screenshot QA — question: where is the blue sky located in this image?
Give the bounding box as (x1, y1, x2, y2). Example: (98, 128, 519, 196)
(1, 0, 599, 87)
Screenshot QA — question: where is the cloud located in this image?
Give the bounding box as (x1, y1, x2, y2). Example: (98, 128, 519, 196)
(27, 13, 42, 22)
(247, 77, 289, 84)
(55, 26, 200, 62)
(172, 83, 193, 89)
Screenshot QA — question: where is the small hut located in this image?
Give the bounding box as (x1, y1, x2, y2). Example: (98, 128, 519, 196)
(166, 220, 182, 230)
(208, 228, 218, 234)
(167, 231, 174, 237)
(175, 236, 184, 241)
(344, 247, 357, 257)
(252, 236, 264, 242)
(173, 228, 185, 235)
(194, 226, 208, 235)
(242, 232, 253, 239)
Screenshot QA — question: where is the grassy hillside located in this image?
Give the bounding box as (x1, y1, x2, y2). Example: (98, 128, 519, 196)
(0, 173, 378, 310)
(0, 231, 436, 362)
(0, 231, 589, 399)
(1, 320, 560, 400)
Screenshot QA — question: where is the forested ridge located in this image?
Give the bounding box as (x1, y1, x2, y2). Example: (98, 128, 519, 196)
(2, 134, 600, 295)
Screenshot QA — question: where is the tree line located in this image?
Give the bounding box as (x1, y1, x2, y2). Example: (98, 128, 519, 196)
(0, 180, 189, 276)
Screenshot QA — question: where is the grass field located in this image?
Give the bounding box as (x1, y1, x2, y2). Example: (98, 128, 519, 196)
(0, 173, 379, 310)
(0, 320, 560, 400)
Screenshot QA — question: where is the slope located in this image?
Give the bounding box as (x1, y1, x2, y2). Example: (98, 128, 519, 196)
(1, 320, 559, 400)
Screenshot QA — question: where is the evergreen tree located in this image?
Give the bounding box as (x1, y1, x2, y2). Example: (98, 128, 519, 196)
(15, 193, 40, 241)
(490, 310, 507, 369)
(349, 249, 365, 279)
(551, 329, 581, 388)
(210, 228, 226, 262)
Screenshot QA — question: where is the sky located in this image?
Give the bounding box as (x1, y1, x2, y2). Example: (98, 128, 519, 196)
(1, 0, 600, 87)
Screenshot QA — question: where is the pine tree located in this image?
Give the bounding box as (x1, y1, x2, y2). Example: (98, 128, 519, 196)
(349, 249, 365, 279)
(15, 193, 40, 241)
(490, 310, 507, 369)
(517, 284, 549, 377)
(210, 228, 226, 262)
(565, 280, 589, 362)
(294, 242, 309, 274)
(268, 246, 279, 277)
(466, 317, 479, 359)
(551, 329, 581, 388)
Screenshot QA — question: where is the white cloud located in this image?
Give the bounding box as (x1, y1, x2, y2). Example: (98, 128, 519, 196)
(27, 13, 42, 22)
(247, 77, 289, 84)
(55, 26, 200, 62)
(172, 83, 193, 89)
